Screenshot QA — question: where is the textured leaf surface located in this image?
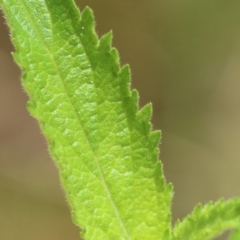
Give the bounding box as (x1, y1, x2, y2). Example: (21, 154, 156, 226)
(173, 198, 240, 240)
(0, 0, 172, 239)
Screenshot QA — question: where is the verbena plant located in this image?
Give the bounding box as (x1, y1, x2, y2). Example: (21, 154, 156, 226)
(1, 0, 240, 239)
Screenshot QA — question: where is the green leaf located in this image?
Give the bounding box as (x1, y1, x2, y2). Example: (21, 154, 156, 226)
(229, 228, 240, 240)
(173, 198, 240, 240)
(0, 0, 172, 239)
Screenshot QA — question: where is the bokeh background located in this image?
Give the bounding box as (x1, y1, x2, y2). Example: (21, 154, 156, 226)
(1, 0, 240, 239)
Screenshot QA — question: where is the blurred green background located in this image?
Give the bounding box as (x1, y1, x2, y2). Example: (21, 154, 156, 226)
(1, 0, 240, 239)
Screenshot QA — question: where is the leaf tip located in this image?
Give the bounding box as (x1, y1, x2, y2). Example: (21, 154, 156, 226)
(99, 31, 113, 51)
(81, 6, 94, 25)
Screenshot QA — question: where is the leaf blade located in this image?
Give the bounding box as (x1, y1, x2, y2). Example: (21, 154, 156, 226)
(173, 198, 240, 240)
(1, 0, 172, 239)
(229, 228, 240, 240)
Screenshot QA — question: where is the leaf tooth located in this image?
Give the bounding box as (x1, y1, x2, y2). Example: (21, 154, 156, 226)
(80, 7, 95, 35)
(12, 52, 22, 65)
(149, 130, 161, 149)
(136, 103, 152, 134)
(119, 64, 131, 90)
(98, 32, 120, 73)
(120, 88, 139, 130)
(27, 101, 37, 117)
(110, 48, 120, 73)
(12, 52, 29, 75)
(137, 103, 152, 121)
(118, 64, 136, 122)
(130, 89, 139, 116)
(154, 161, 166, 190)
(175, 219, 181, 229)
(99, 31, 120, 62)
(191, 203, 203, 219)
(79, 7, 98, 66)
(99, 31, 113, 51)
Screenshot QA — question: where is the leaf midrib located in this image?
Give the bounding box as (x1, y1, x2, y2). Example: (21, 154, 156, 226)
(19, 0, 131, 238)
